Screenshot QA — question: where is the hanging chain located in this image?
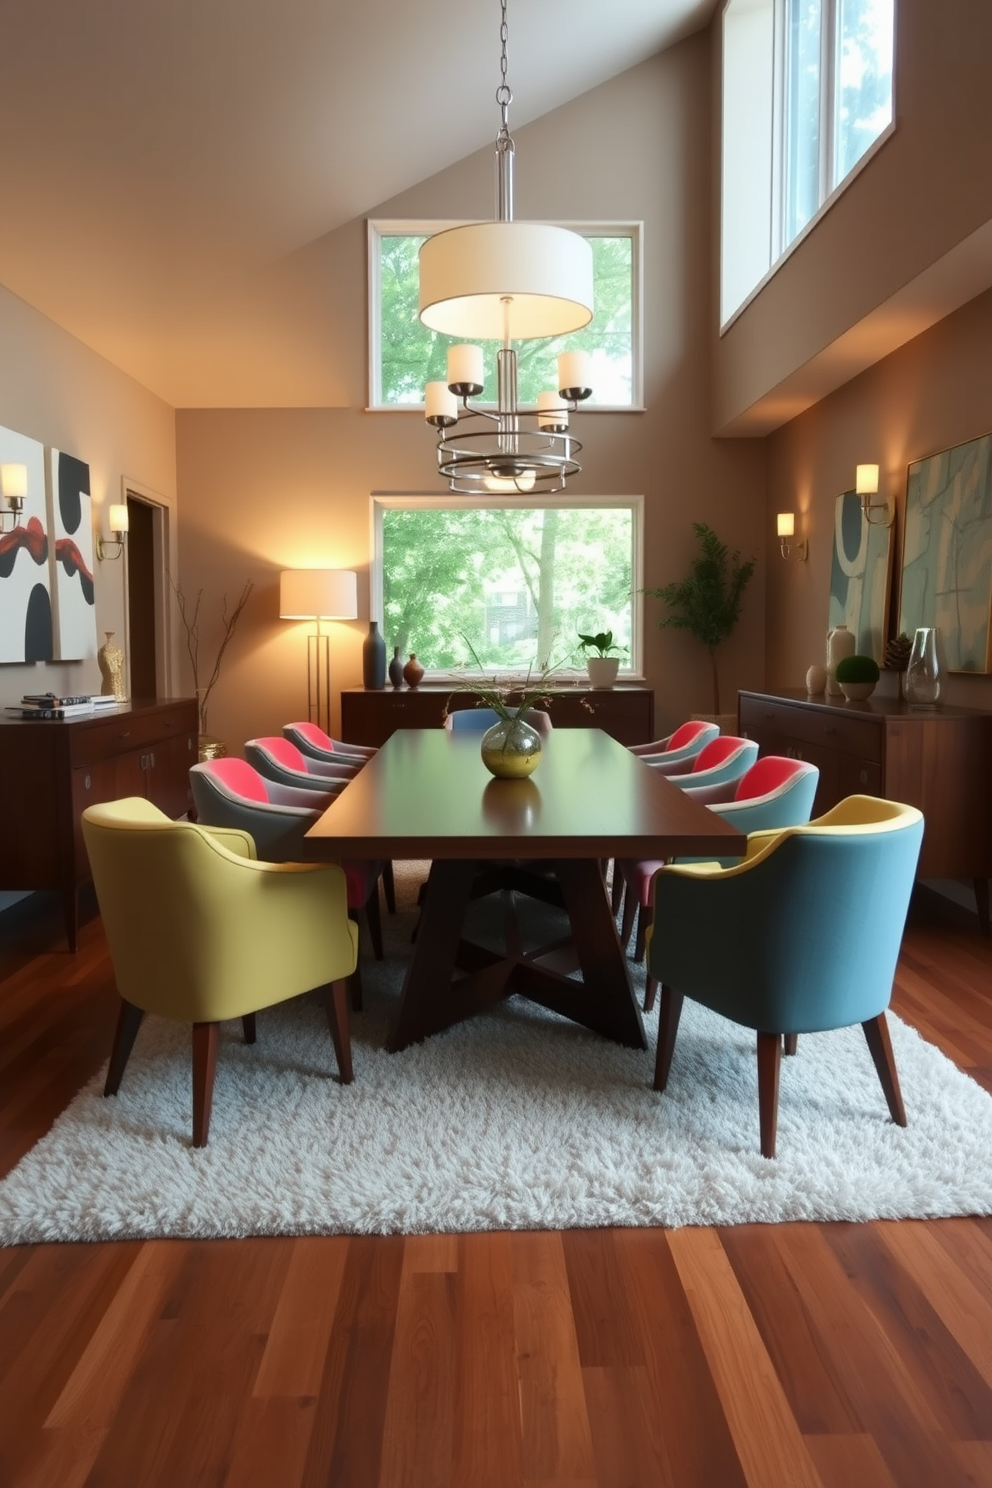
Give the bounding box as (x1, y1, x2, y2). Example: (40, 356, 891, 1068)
(495, 0, 512, 141)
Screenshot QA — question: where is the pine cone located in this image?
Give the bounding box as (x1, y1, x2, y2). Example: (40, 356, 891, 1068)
(884, 633, 913, 671)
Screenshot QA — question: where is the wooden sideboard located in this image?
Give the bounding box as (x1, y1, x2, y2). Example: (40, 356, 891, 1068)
(0, 697, 198, 950)
(738, 689, 992, 932)
(341, 685, 655, 748)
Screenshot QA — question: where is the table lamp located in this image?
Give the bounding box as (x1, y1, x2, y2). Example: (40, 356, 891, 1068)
(279, 569, 358, 734)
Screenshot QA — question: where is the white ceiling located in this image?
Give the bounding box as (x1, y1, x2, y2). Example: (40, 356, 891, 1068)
(1, 0, 716, 407)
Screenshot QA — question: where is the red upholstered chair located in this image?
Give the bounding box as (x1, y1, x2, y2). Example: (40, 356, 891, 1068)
(190, 758, 386, 990)
(615, 756, 820, 1009)
(649, 735, 759, 791)
(282, 720, 377, 764)
(245, 735, 359, 790)
(628, 719, 720, 762)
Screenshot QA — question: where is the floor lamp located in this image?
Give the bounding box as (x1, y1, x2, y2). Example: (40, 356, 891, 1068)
(279, 569, 358, 735)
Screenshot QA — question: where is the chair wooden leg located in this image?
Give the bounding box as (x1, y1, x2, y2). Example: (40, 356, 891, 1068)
(324, 978, 353, 1084)
(365, 879, 384, 960)
(862, 1012, 907, 1127)
(620, 884, 637, 953)
(348, 962, 364, 1013)
(192, 1022, 219, 1148)
(610, 862, 623, 914)
(783, 1033, 798, 1056)
(634, 903, 652, 964)
(382, 860, 396, 914)
(653, 985, 685, 1091)
(104, 998, 145, 1096)
(241, 1013, 257, 1044)
(643, 975, 658, 1014)
(757, 1031, 782, 1159)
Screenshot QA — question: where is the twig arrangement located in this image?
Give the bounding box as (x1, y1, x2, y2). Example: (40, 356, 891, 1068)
(171, 577, 253, 735)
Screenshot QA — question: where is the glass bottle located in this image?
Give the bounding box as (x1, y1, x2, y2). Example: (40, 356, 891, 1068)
(903, 626, 942, 708)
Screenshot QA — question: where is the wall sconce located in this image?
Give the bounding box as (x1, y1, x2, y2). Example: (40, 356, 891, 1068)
(96, 503, 129, 560)
(0, 463, 27, 533)
(279, 569, 358, 735)
(856, 464, 893, 527)
(777, 512, 807, 561)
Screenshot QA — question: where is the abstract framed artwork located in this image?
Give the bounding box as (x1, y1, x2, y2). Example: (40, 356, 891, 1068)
(0, 423, 52, 663)
(47, 448, 97, 661)
(898, 431, 992, 673)
(827, 489, 893, 665)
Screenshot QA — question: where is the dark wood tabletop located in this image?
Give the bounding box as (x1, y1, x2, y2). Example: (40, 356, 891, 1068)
(303, 727, 745, 862)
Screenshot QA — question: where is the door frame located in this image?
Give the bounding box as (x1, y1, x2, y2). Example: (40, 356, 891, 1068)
(120, 476, 179, 699)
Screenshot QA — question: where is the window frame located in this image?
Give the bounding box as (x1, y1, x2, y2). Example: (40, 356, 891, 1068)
(720, 0, 896, 331)
(367, 219, 645, 413)
(370, 491, 646, 680)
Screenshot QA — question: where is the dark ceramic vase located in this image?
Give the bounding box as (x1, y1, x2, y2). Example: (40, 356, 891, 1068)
(363, 621, 386, 689)
(388, 646, 404, 689)
(402, 653, 425, 688)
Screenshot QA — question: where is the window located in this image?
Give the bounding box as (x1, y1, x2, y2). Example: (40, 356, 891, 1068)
(368, 222, 642, 410)
(721, 0, 894, 325)
(372, 495, 642, 676)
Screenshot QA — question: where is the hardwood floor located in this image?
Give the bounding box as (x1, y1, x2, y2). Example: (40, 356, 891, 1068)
(1, 888, 991, 1487)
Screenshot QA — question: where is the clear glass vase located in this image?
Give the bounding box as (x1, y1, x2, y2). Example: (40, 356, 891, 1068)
(903, 626, 942, 708)
(480, 714, 543, 779)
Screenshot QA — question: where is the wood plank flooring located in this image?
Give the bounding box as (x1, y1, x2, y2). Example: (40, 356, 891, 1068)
(1, 887, 991, 1487)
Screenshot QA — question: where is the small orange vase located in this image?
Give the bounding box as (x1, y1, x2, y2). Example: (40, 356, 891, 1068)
(402, 654, 425, 688)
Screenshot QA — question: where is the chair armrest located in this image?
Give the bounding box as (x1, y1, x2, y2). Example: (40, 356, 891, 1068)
(681, 780, 736, 805)
(265, 781, 336, 811)
(305, 757, 359, 782)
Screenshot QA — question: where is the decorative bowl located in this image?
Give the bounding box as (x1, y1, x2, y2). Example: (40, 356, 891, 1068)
(839, 682, 876, 701)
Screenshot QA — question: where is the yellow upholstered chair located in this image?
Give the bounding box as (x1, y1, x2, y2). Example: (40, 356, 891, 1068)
(82, 797, 358, 1147)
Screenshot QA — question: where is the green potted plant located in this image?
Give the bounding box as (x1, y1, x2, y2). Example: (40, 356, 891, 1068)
(643, 523, 755, 722)
(834, 653, 880, 701)
(577, 630, 626, 689)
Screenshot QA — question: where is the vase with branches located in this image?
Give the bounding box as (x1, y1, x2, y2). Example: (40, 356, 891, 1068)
(171, 577, 253, 738)
(644, 523, 755, 716)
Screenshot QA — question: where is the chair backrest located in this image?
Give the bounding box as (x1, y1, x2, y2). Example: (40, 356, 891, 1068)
(668, 719, 715, 752)
(253, 735, 307, 769)
(691, 735, 747, 772)
(285, 720, 334, 751)
(734, 755, 807, 801)
(445, 707, 503, 732)
(199, 756, 270, 803)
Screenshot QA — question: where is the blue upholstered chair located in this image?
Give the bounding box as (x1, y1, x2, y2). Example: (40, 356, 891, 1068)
(617, 756, 820, 999)
(444, 706, 552, 736)
(650, 734, 759, 790)
(629, 718, 720, 762)
(646, 795, 924, 1158)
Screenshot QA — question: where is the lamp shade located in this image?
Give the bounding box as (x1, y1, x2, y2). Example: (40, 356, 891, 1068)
(279, 569, 358, 620)
(1, 463, 28, 500)
(419, 222, 594, 340)
(856, 464, 879, 496)
(108, 503, 129, 534)
(777, 512, 795, 538)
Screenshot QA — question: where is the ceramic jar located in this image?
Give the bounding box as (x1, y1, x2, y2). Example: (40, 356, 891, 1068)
(805, 664, 827, 694)
(97, 631, 126, 701)
(402, 653, 425, 688)
(480, 714, 543, 779)
(362, 621, 386, 689)
(825, 624, 855, 697)
(388, 646, 404, 689)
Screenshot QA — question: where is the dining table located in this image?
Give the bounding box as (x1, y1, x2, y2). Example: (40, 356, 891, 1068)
(303, 727, 746, 1053)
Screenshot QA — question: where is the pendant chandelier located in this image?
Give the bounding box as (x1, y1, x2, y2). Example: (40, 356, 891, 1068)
(419, 0, 594, 495)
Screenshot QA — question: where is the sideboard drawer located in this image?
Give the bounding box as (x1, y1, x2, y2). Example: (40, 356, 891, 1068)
(739, 697, 883, 762)
(69, 706, 194, 768)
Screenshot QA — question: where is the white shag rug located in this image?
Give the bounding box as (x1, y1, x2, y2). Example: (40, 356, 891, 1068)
(3, 868, 992, 1243)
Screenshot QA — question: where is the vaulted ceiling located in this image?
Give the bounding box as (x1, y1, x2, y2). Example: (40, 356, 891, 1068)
(2, 0, 716, 407)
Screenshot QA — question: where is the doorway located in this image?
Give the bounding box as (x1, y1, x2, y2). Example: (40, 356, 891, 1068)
(120, 481, 175, 701)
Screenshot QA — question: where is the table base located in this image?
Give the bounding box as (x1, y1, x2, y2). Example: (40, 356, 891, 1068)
(386, 859, 648, 1054)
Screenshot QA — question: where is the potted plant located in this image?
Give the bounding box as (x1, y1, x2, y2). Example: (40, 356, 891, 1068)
(577, 630, 626, 689)
(643, 523, 755, 722)
(834, 653, 880, 701)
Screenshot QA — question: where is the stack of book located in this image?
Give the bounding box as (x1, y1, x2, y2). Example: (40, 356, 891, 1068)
(5, 693, 122, 721)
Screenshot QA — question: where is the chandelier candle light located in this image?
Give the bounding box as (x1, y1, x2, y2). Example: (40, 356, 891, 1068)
(419, 0, 594, 495)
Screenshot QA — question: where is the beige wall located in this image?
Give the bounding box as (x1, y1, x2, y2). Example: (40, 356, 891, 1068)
(176, 38, 768, 754)
(714, 0, 992, 433)
(0, 281, 176, 706)
(765, 285, 992, 713)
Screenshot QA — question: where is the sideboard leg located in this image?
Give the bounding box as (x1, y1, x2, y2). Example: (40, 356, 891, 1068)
(975, 876, 990, 938)
(61, 883, 80, 953)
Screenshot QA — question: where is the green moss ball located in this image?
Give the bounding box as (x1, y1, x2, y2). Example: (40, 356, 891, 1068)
(835, 654, 880, 683)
